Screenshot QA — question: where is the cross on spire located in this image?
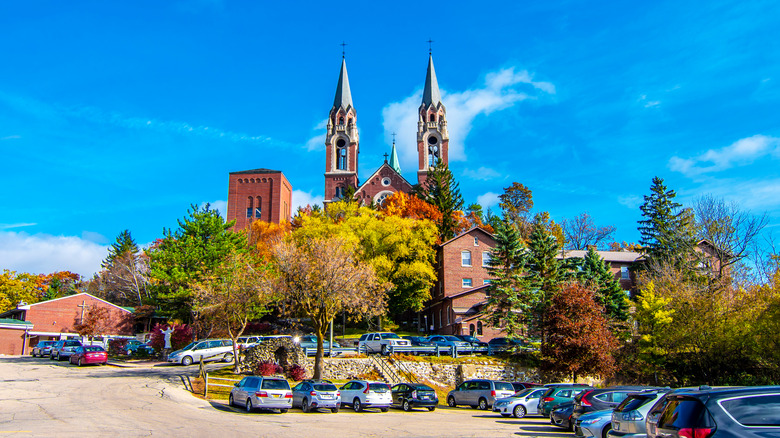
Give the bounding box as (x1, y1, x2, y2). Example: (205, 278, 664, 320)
(340, 41, 347, 58)
(427, 38, 434, 55)
(383, 152, 389, 163)
(392, 132, 396, 144)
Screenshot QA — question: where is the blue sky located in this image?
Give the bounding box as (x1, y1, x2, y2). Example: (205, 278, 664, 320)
(1, 0, 779, 277)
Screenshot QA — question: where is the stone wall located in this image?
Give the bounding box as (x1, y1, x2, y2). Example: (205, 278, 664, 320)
(237, 337, 307, 374)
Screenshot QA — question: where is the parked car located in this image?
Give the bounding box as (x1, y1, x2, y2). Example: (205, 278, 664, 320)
(446, 379, 516, 410)
(402, 336, 436, 347)
(572, 386, 650, 422)
(425, 335, 471, 352)
(123, 339, 155, 356)
(453, 335, 489, 349)
(167, 339, 234, 366)
(391, 383, 438, 411)
(511, 382, 543, 392)
(339, 380, 392, 412)
(538, 384, 591, 417)
(644, 388, 699, 438)
(487, 337, 528, 351)
(575, 409, 613, 438)
(291, 380, 341, 413)
(493, 387, 548, 418)
(68, 346, 108, 366)
(608, 389, 670, 438)
(653, 386, 780, 438)
(229, 376, 292, 413)
(550, 401, 576, 432)
(31, 340, 56, 357)
(295, 335, 340, 350)
(236, 336, 262, 349)
(357, 333, 411, 354)
(50, 339, 83, 361)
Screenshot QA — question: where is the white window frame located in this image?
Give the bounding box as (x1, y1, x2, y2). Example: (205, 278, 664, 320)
(482, 251, 491, 267)
(462, 278, 473, 288)
(461, 251, 472, 267)
(620, 266, 629, 280)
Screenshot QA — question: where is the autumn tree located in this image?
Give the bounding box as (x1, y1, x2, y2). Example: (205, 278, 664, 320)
(0, 270, 44, 312)
(379, 191, 443, 224)
(248, 220, 291, 261)
(417, 160, 464, 241)
(562, 212, 616, 250)
(499, 182, 534, 237)
(74, 306, 111, 342)
(97, 251, 151, 306)
(193, 251, 276, 370)
(541, 283, 619, 381)
(273, 235, 388, 379)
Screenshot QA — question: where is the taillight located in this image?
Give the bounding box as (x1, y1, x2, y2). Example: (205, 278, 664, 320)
(336, 392, 340, 397)
(284, 393, 293, 399)
(543, 397, 555, 402)
(411, 390, 418, 399)
(310, 391, 317, 396)
(255, 391, 268, 397)
(491, 390, 496, 397)
(678, 428, 715, 438)
(580, 390, 594, 406)
(363, 386, 369, 394)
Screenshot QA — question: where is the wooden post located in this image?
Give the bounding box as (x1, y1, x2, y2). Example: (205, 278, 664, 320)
(204, 372, 209, 397)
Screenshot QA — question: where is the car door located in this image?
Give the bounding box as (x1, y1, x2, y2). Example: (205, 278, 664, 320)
(340, 382, 355, 404)
(526, 388, 547, 413)
(291, 382, 305, 407)
(234, 377, 249, 404)
(393, 384, 406, 405)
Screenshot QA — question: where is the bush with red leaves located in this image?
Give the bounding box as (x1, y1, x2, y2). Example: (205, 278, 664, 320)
(287, 364, 307, 381)
(108, 338, 129, 356)
(149, 323, 194, 351)
(255, 361, 283, 376)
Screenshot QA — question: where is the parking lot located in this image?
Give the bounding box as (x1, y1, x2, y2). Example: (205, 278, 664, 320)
(0, 356, 575, 437)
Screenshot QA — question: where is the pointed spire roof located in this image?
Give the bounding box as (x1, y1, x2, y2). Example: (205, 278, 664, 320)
(389, 140, 402, 174)
(422, 54, 442, 107)
(333, 57, 354, 110)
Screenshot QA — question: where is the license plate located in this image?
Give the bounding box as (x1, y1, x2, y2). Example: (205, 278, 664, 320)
(613, 421, 620, 430)
(321, 394, 333, 399)
(272, 394, 280, 398)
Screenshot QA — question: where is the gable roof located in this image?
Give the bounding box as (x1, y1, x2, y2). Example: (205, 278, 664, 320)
(14, 293, 133, 314)
(355, 163, 413, 196)
(559, 249, 643, 263)
(439, 226, 496, 247)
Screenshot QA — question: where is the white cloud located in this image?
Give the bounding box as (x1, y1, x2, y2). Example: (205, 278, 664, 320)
(477, 192, 500, 208)
(638, 94, 661, 108)
(1, 135, 21, 140)
(207, 200, 228, 217)
(463, 166, 502, 181)
(669, 134, 780, 177)
(292, 190, 324, 212)
(679, 178, 780, 212)
(0, 223, 36, 230)
(382, 67, 555, 171)
(81, 231, 108, 244)
(617, 195, 643, 210)
(0, 231, 108, 277)
(305, 119, 328, 151)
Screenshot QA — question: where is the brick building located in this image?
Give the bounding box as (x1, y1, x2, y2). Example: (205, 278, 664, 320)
(0, 293, 134, 355)
(226, 169, 292, 231)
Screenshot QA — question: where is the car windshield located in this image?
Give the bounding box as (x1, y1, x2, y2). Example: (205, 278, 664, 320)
(460, 336, 479, 343)
(84, 346, 104, 352)
(513, 388, 535, 398)
(411, 384, 434, 391)
(616, 394, 656, 412)
(443, 336, 461, 341)
(313, 384, 338, 391)
(179, 342, 197, 351)
(380, 333, 400, 339)
(494, 382, 515, 392)
(369, 383, 390, 392)
(261, 379, 290, 390)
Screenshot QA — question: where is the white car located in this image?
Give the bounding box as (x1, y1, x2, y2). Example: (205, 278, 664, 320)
(339, 380, 392, 412)
(357, 332, 411, 354)
(493, 387, 548, 418)
(167, 339, 234, 366)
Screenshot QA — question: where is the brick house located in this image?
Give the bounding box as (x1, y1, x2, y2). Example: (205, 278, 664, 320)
(226, 168, 293, 231)
(0, 293, 134, 355)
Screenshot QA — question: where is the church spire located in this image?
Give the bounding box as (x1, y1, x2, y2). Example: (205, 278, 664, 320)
(389, 138, 402, 174)
(333, 57, 353, 111)
(421, 54, 442, 107)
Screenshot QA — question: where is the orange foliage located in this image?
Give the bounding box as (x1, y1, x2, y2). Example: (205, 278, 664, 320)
(249, 220, 291, 260)
(379, 192, 443, 223)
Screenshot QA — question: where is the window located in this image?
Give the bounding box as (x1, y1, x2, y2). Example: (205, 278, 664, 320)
(469, 324, 475, 336)
(477, 321, 483, 336)
(474, 236, 479, 246)
(461, 251, 472, 267)
(482, 251, 491, 267)
(255, 196, 262, 218)
(621, 266, 629, 280)
(483, 279, 492, 285)
(438, 309, 442, 328)
(334, 187, 344, 199)
(339, 116, 345, 125)
(246, 197, 253, 218)
(462, 278, 472, 288)
(337, 147, 347, 170)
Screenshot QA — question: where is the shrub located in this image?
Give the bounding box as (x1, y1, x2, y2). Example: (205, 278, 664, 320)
(287, 364, 307, 381)
(149, 323, 193, 351)
(255, 361, 283, 376)
(108, 338, 128, 356)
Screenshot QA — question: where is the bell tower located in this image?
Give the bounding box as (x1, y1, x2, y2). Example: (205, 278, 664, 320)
(324, 57, 359, 202)
(417, 54, 448, 186)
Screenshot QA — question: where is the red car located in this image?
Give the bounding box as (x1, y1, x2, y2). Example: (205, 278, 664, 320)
(69, 346, 108, 366)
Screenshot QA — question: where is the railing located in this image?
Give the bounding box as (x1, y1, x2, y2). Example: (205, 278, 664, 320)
(367, 353, 402, 385)
(389, 356, 419, 384)
(300, 343, 497, 357)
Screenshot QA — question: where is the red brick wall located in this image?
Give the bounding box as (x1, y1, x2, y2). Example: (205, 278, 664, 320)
(0, 328, 27, 355)
(440, 229, 496, 297)
(354, 166, 413, 205)
(227, 170, 292, 231)
(24, 294, 133, 337)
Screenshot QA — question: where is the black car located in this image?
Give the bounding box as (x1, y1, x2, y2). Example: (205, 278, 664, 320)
(572, 386, 649, 422)
(402, 336, 436, 347)
(454, 335, 488, 349)
(487, 337, 527, 352)
(511, 382, 542, 392)
(654, 386, 780, 438)
(391, 383, 438, 411)
(550, 401, 576, 432)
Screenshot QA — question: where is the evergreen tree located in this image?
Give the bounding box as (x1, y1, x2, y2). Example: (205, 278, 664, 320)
(576, 248, 630, 321)
(638, 177, 699, 270)
(525, 216, 566, 342)
(417, 160, 464, 241)
(102, 230, 139, 268)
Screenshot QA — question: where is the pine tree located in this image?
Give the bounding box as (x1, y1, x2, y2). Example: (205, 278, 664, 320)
(418, 160, 464, 241)
(576, 248, 629, 321)
(525, 217, 566, 342)
(102, 230, 140, 268)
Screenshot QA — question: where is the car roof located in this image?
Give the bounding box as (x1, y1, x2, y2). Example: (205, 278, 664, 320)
(669, 386, 780, 399)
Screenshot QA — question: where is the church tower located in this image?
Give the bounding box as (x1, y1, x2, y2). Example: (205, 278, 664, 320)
(417, 54, 449, 186)
(324, 57, 359, 202)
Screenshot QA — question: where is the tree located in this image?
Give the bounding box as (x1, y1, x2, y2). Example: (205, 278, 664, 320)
(638, 177, 699, 271)
(97, 251, 150, 306)
(102, 230, 140, 268)
(273, 235, 388, 379)
(541, 283, 619, 381)
(379, 191, 443, 224)
(248, 220, 291, 261)
(525, 217, 566, 343)
(193, 251, 276, 370)
(0, 270, 44, 312)
(147, 204, 247, 324)
(417, 160, 464, 241)
(74, 306, 111, 341)
(575, 248, 630, 321)
(499, 182, 534, 237)
(562, 212, 616, 250)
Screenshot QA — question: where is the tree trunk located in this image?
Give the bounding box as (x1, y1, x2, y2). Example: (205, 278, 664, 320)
(313, 321, 325, 380)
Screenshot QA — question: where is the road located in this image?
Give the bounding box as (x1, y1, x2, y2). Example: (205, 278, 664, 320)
(0, 356, 576, 437)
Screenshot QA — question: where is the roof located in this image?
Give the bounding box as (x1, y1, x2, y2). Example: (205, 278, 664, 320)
(333, 57, 354, 111)
(355, 163, 413, 196)
(439, 226, 495, 247)
(12, 292, 134, 314)
(446, 284, 491, 301)
(0, 318, 33, 328)
(389, 141, 401, 174)
(422, 55, 442, 107)
(229, 168, 283, 175)
(559, 249, 643, 263)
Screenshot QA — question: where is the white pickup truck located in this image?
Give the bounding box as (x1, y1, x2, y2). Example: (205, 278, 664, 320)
(357, 332, 411, 354)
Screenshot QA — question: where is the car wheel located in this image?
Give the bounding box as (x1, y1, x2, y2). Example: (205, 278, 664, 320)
(279, 409, 288, 413)
(381, 344, 388, 355)
(246, 399, 253, 413)
(447, 396, 456, 407)
(427, 406, 436, 412)
(223, 353, 233, 363)
(513, 405, 527, 419)
(32, 351, 37, 358)
(228, 394, 235, 407)
(602, 424, 612, 438)
(380, 407, 389, 412)
(181, 356, 193, 366)
(478, 398, 488, 410)
(331, 407, 339, 413)
(50, 353, 55, 360)
(78, 358, 83, 367)
(301, 399, 310, 413)
(353, 398, 362, 412)
(402, 399, 411, 412)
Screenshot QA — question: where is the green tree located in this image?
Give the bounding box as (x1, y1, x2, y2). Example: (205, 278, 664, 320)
(575, 248, 630, 321)
(147, 204, 247, 324)
(102, 229, 140, 268)
(499, 182, 534, 237)
(417, 160, 464, 241)
(524, 216, 567, 344)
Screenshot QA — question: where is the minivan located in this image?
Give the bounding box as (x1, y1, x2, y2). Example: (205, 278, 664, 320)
(446, 379, 516, 410)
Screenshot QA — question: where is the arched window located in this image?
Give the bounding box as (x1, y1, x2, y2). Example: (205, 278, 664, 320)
(255, 196, 262, 218)
(469, 324, 475, 336)
(429, 113, 435, 122)
(339, 116, 345, 125)
(477, 321, 483, 336)
(336, 139, 347, 170)
(246, 197, 253, 218)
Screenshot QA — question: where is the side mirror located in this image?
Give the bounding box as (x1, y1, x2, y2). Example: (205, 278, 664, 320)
(234, 382, 240, 387)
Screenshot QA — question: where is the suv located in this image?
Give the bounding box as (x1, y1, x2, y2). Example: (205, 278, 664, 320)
(167, 339, 234, 366)
(357, 332, 410, 354)
(446, 379, 516, 410)
(50, 339, 83, 361)
(608, 389, 670, 438)
(572, 386, 650, 422)
(339, 380, 392, 412)
(31, 340, 56, 357)
(654, 386, 780, 437)
(291, 380, 341, 413)
(537, 384, 591, 417)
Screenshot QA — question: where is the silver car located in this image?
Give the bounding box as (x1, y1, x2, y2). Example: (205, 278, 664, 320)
(229, 376, 292, 413)
(167, 339, 234, 366)
(493, 387, 548, 418)
(447, 379, 516, 410)
(292, 380, 341, 413)
(576, 409, 613, 438)
(607, 390, 668, 438)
